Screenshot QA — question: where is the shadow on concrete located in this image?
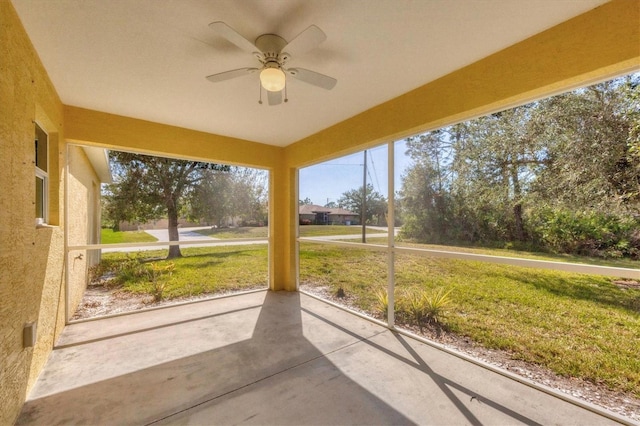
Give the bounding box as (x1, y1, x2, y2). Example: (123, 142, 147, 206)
(17, 292, 411, 425)
(17, 291, 618, 425)
(302, 306, 543, 426)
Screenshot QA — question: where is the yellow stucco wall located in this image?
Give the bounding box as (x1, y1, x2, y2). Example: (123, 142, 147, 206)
(0, 2, 66, 424)
(1, 0, 639, 423)
(64, 106, 282, 169)
(67, 145, 103, 316)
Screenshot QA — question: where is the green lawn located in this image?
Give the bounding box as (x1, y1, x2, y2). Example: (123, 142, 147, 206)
(299, 225, 386, 237)
(97, 245, 267, 299)
(194, 226, 268, 239)
(342, 237, 638, 270)
(396, 240, 639, 270)
(100, 229, 158, 244)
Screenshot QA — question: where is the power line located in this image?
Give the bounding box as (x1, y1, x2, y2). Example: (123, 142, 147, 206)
(369, 154, 382, 194)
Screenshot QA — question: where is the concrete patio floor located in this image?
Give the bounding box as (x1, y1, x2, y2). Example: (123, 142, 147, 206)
(17, 290, 623, 425)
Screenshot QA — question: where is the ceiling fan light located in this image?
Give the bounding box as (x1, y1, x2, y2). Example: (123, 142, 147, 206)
(260, 68, 286, 92)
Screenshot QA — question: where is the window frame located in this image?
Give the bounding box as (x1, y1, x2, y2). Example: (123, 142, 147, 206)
(35, 122, 49, 225)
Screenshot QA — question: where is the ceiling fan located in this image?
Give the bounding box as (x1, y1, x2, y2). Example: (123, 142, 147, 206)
(206, 21, 337, 106)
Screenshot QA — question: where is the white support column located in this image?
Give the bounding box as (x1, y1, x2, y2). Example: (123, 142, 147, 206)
(387, 141, 395, 328)
(64, 143, 70, 323)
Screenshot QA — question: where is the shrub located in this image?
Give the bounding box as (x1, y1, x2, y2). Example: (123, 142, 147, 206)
(422, 287, 453, 324)
(373, 289, 389, 316)
(148, 262, 175, 302)
(531, 208, 640, 259)
(116, 255, 148, 283)
(397, 287, 453, 331)
(405, 291, 428, 331)
(241, 220, 264, 227)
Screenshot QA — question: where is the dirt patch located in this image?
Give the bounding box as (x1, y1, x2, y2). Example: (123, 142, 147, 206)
(302, 284, 640, 423)
(71, 282, 264, 321)
(614, 280, 640, 290)
(71, 285, 151, 320)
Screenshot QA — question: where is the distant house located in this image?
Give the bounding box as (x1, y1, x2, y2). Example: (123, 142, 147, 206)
(299, 204, 359, 225)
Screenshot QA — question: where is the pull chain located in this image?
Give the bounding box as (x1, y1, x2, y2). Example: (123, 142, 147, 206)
(258, 81, 263, 104)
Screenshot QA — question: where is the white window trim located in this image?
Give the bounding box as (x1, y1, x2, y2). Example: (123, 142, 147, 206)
(35, 123, 49, 226)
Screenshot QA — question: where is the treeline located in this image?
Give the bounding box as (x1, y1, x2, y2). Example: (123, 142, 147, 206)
(399, 75, 640, 259)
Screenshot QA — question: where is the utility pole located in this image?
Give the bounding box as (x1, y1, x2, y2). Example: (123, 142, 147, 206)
(362, 150, 367, 243)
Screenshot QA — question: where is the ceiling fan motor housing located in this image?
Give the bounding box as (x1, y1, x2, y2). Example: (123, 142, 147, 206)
(263, 60, 281, 70)
(255, 34, 287, 56)
(255, 34, 290, 71)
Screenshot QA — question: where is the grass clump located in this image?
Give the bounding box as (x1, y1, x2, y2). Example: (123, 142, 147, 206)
(396, 287, 452, 331)
(422, 287, 452, 324)
(115, 254, 148, 282)
(99, 254, 175, 301)
(373, 289, 389, 316)
(148, 262, 175, 301)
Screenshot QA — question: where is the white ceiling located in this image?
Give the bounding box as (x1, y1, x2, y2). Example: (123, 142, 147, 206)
(12, 0, 607, 147)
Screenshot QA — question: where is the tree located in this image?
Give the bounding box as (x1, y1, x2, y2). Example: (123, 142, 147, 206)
(453, 107, 548, 241)
(185, 168, 232, 227)
(186, 167, 268, 227)
(299, 197, 313, 205)
(398, 73, 640, 256)
(338, 184, 387, 225)
(104, 152, 228, 259)
(401, 129, 457, 242)
(227, 167, 268, 225)
(528, 76, 640, 213)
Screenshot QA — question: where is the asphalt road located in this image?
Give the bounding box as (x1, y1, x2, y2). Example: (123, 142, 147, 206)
(101, 226, 397, 253)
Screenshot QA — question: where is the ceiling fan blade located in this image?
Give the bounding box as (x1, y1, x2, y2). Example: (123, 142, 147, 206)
(209, 21, 260, 53)
(267, 90, 283, 106)
(206, 68, 258, 83)
(281, 25, 326, 57)
(286, 68, 336, 90)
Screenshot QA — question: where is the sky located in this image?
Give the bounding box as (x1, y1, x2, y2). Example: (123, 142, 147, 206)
(100, 139, 415, 208)
(298, 139, 414, 206)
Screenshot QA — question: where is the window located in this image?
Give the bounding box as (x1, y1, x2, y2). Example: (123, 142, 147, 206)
(35, 123, 48, 224)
